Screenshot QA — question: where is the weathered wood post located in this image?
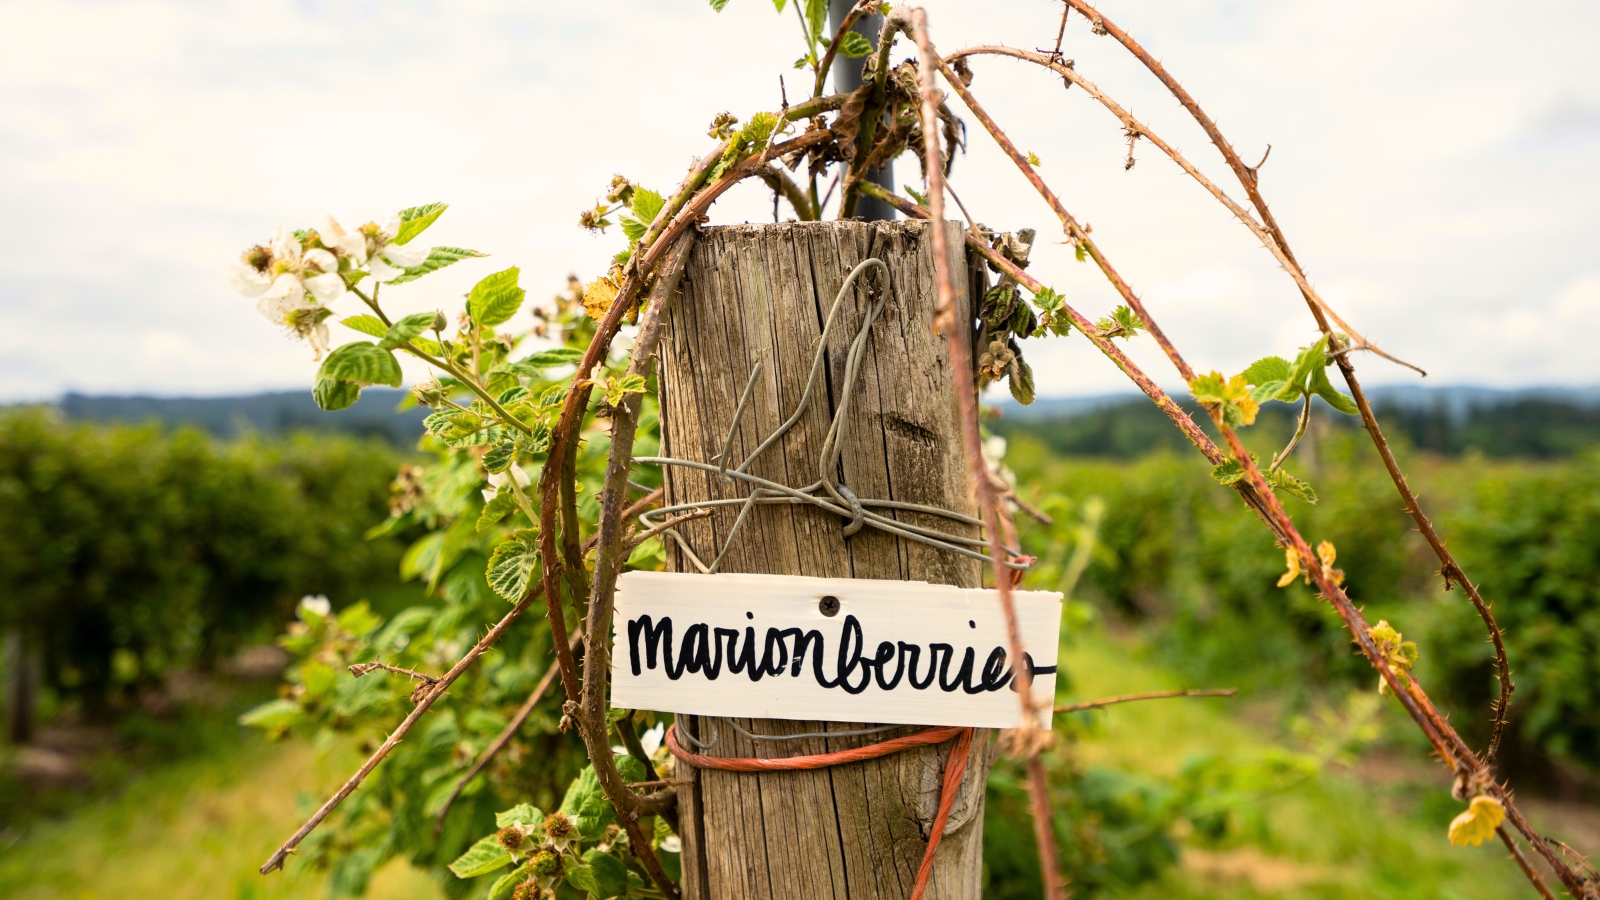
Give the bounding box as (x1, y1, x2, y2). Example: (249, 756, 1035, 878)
(656, 219, 990, 899)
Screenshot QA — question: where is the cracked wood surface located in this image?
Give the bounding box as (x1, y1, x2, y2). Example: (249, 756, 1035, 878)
(658, 220, 991, 900)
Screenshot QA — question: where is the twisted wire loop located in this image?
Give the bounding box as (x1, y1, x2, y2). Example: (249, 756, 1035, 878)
(666, 721, 979, 900)
(636, 257, 1030, 573)
(648, 258, 1009, 900)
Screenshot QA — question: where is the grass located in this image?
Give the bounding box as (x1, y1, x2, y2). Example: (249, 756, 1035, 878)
(0, 628, 1567, 900)
(1056, 628, 1542, 899)
(0, 730, 444, 900)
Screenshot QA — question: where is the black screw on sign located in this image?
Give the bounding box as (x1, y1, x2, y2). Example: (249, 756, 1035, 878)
(819, 595, 842, 617)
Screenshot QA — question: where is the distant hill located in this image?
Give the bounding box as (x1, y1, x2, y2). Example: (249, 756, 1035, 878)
(55, 389, 427, 446)
(29, 383, 1600, 458)
(992, 384, 1600, 459)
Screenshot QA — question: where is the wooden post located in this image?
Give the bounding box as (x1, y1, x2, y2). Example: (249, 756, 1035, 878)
(657, 220, 989, 899)
(3, 630, 39, 745)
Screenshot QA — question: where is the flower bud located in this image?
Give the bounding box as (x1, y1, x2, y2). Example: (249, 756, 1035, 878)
(707, 111, 739, 140)
(431, 311, 448, 332)
(412, 378, 446, 408)
(605, 175, 635, 205)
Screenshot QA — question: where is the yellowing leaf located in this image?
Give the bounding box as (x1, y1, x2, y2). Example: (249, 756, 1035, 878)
(1235, 393, 1259, 426)
(582, 276, 619, 321)
(1447, 796, 1505, 847)
(1188, 371, 1259, 427)
(1317, 539, 1346, 586)
(1368, 619, 1419, 695)
(1276, 547, 1301, 588)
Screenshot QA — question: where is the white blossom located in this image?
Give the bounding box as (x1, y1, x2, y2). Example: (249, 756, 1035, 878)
(319, 215, 368, 264)
(482, 463, 531, 502)
(365, 212, 429, 282)
(299, 594, 332, 618)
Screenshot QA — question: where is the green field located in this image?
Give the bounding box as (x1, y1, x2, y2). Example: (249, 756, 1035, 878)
(4, 623, 1583, 899)
(0, 728, 444, 900)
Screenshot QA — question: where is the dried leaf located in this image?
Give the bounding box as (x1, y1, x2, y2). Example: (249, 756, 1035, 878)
(1276, 547, 1301, 588)
(1447, 796, 1505, 847)
(582, 276, 620, 321)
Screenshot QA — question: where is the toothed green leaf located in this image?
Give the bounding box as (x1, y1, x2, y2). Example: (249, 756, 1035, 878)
(318, 342, 402, 387)
(395, 202, 447, 245)
(387, 246, 487, 285)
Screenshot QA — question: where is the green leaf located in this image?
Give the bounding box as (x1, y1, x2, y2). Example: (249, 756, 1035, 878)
(1269, 467, 1319, 504)
(395, 202, 447, 245)
(487, 539, 539, 601)
(488, 865, 531, 900)
(488, 865, 532, 900)
(380, 312, 438, 350)
(477, 489, 519, 533)
(836, 30, 873, 58)
(904, 184, 928, 206)
(804, 0, 826, 44)
(447, 834, 512, 879)
(582, 849, 629, 899)
(318, 342, 402, 387)
(1287, 336, 1328, 391)
(312, 377, 361, 411)
(555, 756, 647, 845)
(709, 0, 731, 10)
(300, 661, 337, 702)
(1008, 357, 1036, 406)
(483, 441, 516, 474)
(1032, 286, 1064, 312)
(740, 111, 780, 149)
(468, 267, 526, 328)
(559, 765, 613, 840)
(387, 246, 488, 285)
(399, 531, 444, 582)
(238, 698, 303, 734)
(601, 374, 647, 407)
(567, 864, 600, 896)
(506, 348, 583, 373)
(1096, 305, 1145, 340)
(771, 0, 786, 11)
(1249, 379, 1291, 403)
(496, 803, 544, 829)
(1211, 457, 1247, 486)
(341, 315, 389, 338)
(620, 216, 647, 245)
(630, 188, 665, 229)
(1241, 355, 1292, 387)
(335, 600, 381, 636)
(432, 506, 482, 591)
(497, 385, 530, 405)
(1309, 365, 1360, 415)
(424, 409, 512, 449)
(516, 421, 552, 455)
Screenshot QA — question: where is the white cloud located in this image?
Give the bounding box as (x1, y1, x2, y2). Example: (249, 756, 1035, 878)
(1, 0, 1597, 401)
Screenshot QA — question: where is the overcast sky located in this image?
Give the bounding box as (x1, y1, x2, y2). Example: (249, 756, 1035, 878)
(3, 0, 1597, 401)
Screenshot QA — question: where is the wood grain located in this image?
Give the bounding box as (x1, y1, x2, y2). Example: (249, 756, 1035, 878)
(657, 220, 990, 900)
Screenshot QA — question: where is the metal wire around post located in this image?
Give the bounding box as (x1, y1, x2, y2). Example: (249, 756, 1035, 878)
(636, 257, 1029, 574)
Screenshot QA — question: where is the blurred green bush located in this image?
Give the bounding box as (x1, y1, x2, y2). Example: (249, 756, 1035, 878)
(1004, 428, 1600, 774)
(0, 409, 408, 719)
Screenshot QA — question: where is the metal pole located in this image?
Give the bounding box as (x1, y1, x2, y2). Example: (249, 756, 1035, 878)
(829, 0, 895, 221)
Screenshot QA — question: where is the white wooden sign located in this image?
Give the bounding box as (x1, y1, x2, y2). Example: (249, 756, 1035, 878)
(610, 571, 1062, 729)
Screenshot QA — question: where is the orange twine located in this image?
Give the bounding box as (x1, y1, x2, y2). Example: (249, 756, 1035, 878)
(665, 723, 979, 900)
